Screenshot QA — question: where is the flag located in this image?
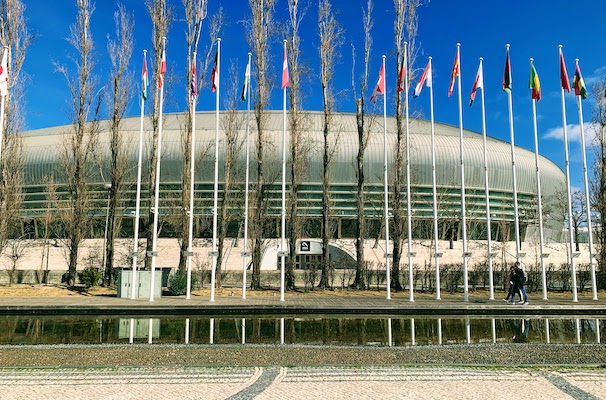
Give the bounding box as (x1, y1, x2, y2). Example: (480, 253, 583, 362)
(560, 51, 571, 92)
(413, 60, 432, 98)
(529, 63, 541, 101)
(369, 63, 385, 102)
(573, 63, 588, 99)
(397, 53, 406, 93)
(159, 40, 166, 89)
(469, 61, 483, 106)
(141, 52, 149, 100)
(502, 49, 512, 92)
(281, 45, 290, 89)
(448, 51, 459, 97)
(241, 57, 251, 101)
(210, 48, 218, 92)
(0, 47, 8, 97)
(191, 53, 197, 100)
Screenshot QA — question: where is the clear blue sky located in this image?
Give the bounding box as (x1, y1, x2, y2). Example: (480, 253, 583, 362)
(21, 0, 606, 190)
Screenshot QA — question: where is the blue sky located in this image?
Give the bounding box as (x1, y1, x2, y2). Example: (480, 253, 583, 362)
(20, 0, 606, 189)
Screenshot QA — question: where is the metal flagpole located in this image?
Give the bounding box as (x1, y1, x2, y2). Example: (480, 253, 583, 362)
(559, 45, 578, 302)
(455, 43, 471, 302)
(210, 38, 221, 302)
(575, 58, 597, 300)
(280, 40, 288, 302)
(529, 58, 548, 301)
(186, 51, 198, 300)
(0, 46, 8, 169)
(404, 42, 414, 302)
(428, 57, 441, 300)
(149, 37, 167, 302)
(242, 52, 252, 299)
(477, 58, 495, 300)
(381, 55, 391, 300)
(504, 44, 523, 263)
(130, 53, 147, 300)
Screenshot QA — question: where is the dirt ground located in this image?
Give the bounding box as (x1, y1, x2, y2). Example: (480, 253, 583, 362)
(0, 283, 600, 301)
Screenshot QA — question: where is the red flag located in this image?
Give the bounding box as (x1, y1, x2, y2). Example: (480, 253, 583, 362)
(560, 50, 571, 93)
(158, 40, 166, 89)
(448, 51, 459, 97)
(397, 54, 406, 93)
(370, 63, 385, 102)
(210, 49, 218, 92)
(281, 45, 290, 89)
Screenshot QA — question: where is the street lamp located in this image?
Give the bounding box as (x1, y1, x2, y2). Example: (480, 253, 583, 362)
(101, 182, 112, 281)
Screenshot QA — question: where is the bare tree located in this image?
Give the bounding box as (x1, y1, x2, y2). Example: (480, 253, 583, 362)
(177, 0, 209, 273)
(391, 0, 420, 291)
(286, 0, 310, 290)
(144, 0, 171, 270)
(0, 0, 32, 265)
(351, 0, 374, 289)
(246, 0, 275, 290)
(591, 78, 606, 289)
(54, 0, 100, 286)
(103, 4, 134, 285)
(217, 61, 245, 286)
(318, 0, 343, 289)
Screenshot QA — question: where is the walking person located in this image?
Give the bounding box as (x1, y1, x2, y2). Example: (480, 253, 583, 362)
(510, 261, 528, 305)
(503, 266, 522, 303)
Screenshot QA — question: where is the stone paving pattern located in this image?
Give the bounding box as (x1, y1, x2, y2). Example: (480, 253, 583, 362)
(1, 366, 604, 400)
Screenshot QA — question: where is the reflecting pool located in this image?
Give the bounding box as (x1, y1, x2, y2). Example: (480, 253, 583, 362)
(0, 316, 603, 346)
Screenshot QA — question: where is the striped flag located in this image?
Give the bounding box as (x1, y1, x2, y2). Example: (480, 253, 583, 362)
(469, 60, 483, 106)
(413, 59, 432, 98)
(241, 56, 251, 101)
(529, 62, 541, 101)
(141, 51, 149, 100)
(210, 48, 218, 92)
(573, 62, 588, 99)
(191, 52, 197, 100)
(281, 45, 290, 89)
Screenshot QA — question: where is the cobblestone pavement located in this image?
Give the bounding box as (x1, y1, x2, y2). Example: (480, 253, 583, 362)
(1, 366, 604, 400)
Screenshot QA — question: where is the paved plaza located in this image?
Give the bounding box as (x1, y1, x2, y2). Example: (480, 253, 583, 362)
(0, 365, 605, 400)
(1, 292, 605, 399)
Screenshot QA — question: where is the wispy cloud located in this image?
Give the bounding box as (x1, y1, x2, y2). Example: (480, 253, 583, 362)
(543, 122, 597, 146)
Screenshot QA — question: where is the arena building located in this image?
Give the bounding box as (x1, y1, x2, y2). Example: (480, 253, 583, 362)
(13, 110, 567, 275)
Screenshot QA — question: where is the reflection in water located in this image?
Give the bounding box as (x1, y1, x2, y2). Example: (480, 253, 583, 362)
(0, 316, 603, 347)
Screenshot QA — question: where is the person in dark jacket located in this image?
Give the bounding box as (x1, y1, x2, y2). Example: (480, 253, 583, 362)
(510, 261, 528, 305)
(503, 266, 522, 303)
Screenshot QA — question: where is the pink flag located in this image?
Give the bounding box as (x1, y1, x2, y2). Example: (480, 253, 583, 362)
(281, 45, 290, 89)
(370, 63, 385, 102)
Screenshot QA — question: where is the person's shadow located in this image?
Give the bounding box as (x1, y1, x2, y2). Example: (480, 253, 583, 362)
(509, 318, 530, 343)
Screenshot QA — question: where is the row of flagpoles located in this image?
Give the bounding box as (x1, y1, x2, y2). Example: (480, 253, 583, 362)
(131, 38, 595, 302)
(371, 43, 595, 302)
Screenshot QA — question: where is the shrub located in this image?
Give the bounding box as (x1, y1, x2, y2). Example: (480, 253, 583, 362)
(168, 269, 197, 295)
(77, 267, 102, 288)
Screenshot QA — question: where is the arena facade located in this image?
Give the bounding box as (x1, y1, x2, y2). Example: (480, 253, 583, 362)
(13, 110, 567, 275)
